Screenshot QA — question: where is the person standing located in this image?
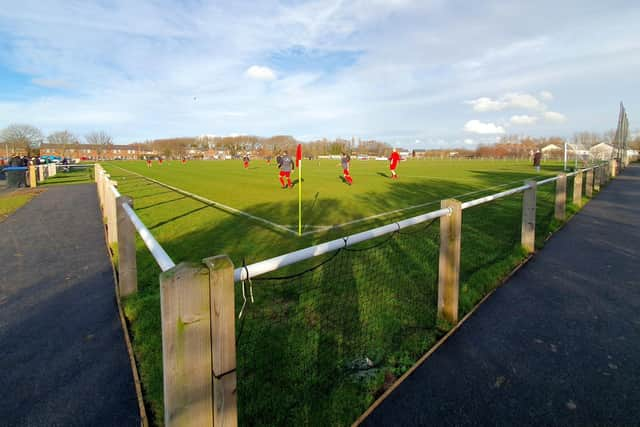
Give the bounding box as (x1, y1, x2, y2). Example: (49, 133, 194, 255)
(389, 148, 401, 179)
(533, 149, 542, 172)
(341, 152, 353, 185)
(278, 151, 294, 188)
(276, 152, 283, 168)
(243, 153, 250, 169)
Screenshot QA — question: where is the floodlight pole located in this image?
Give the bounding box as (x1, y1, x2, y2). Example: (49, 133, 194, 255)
(563, 142, 568, 171)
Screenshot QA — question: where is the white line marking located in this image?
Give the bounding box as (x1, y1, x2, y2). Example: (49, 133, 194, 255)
(111, 164, 550, 237)
(110, 165, 299, 236)
(299, 175, 548, 236)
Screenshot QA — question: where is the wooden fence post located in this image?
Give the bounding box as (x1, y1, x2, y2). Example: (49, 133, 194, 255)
(585, 169, 593, 197)
(438, 199, 462, 324)
(116, 196, 137, 297)
(521, 180, 536, 253)
(610, 160, 617, 178)
(160, 263, 214, 427)
(204, 255, 238, 427)
(28, 165, 37, 188)
(97, 171, 104, 206)
(554, 173, 566, 221)
(38, 165, 45, 182)
(594, 167, 601, 192)
(573, 171, 583, 207)
(107, 180, 118, 245)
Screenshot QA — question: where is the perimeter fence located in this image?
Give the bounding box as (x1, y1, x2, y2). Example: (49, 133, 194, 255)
(95, 159, 622, 427)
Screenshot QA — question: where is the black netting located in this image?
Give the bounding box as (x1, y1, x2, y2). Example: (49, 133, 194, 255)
(459, 192, 523, 314)
(235, 221, 439, 426)
(535, 182, 558, 246)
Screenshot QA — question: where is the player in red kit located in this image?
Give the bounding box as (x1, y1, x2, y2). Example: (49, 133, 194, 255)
(242, 153, 250, 169)
(341, 152, 353, 185)
(278, 151, 294, 188)
(389, 148, 400, 179)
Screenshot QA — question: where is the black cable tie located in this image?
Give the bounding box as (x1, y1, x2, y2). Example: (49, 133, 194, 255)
(343, 237, 348, 248)
(212, 368, 237, 380)
(243, 262, 250, 282)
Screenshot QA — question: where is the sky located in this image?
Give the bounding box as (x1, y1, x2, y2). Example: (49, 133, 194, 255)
(0, 0, 639, 149)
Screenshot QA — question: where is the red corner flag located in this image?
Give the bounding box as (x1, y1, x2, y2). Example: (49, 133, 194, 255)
(296, 143, 302, 168)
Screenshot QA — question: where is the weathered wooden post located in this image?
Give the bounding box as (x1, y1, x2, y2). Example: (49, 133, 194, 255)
(610, 160, 617, 178)
(594, 166, 601, 192)
(96, 170, 104, 206)
(204, 256, 238, 427)
(116, 196, 137, 296)
(585, 169, 593, 197)
(28, 164, 37, 188)
(554, 173, 566, 221)
(438, 199, 462, 324)
(107, 180, 118, 245)
(573, 171, 583, 207)
(521, 180, 536, 253)
(160, 263, 214, 427)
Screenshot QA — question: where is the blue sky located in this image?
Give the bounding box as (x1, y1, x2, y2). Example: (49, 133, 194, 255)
(0, 0, 639, 148)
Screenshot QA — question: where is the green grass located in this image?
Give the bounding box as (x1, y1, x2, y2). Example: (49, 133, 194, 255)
(102, 159, 597, 426)
(0, 189, 42, 221)
(40, 167, 94, 186)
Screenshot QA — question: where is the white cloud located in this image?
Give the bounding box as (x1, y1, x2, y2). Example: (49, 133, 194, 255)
(510, 115, 538, 125)
(543, 111, 567, 123)
(465, 92, 545, 112)
(245, 65, 277, 81)
(464, 120, 505, 134)
(502, 93, 545, 111)
(463, 138, 474, 145)
(464, 97, 505, 112)
(539, 90, 553, 101)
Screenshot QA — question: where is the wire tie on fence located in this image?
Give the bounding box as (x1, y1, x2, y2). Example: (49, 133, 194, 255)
(343, 237, 348, 248)
(212, 367, 236, 380)
(238, 261, 253, 319)
(396, 223, 401, 233)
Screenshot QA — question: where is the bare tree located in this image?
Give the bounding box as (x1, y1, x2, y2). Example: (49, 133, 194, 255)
(85, 131, 113, 159)
(0, 124, 44, 157)
(47, 130, 79, 157)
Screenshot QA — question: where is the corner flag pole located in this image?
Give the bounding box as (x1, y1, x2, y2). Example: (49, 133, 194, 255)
(296, 144, 303, 236)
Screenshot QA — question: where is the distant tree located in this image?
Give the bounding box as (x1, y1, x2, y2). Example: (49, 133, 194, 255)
(0, 123, 44, 157)
(47, 130, 79, 157)
(85, 131, 113, 159)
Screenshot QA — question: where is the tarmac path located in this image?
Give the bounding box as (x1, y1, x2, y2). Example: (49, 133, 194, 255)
(362, 164, 640, 426)
(0, 184, 140, 426)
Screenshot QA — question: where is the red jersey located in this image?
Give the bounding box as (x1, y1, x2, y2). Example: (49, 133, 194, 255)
(389, 151, 400, 168)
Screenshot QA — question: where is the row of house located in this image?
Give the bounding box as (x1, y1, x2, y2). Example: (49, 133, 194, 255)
(541, 142, 638, 161)
(18, 141, 638, 162)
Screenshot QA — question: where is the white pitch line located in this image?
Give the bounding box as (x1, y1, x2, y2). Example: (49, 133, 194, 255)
(110, 165, 299, 236)
(299, 175, 548, 236)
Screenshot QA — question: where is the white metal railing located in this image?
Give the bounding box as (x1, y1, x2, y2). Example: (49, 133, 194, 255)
(97, 161, 609, 282)
(95, 165, 176, 273)
(121, 203, 176, 272)
(235, 162, 608, 282)
(234, 208, 452, 281)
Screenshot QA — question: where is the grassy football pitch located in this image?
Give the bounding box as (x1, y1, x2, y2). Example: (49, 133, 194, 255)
(102, 158, 584, 425)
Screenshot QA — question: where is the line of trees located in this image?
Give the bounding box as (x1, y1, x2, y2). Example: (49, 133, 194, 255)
(2, 122, 638, 160)
(0, 123, 113, 158)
